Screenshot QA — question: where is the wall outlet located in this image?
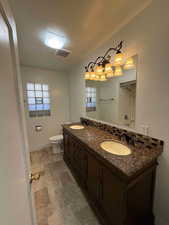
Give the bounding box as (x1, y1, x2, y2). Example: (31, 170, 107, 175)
(141, 125, 149, 135)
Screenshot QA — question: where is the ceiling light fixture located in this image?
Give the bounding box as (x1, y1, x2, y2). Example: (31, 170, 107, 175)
(45, 32, 65, 49)
(84, 41, 134, 81)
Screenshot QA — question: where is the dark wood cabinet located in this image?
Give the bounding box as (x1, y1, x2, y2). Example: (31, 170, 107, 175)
(86, 152, 100, 204)
(99, 166, 125, 225)
(63, 129, 156, 225)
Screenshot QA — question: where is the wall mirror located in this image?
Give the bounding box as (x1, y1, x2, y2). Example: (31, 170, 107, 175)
(85, 55, 138, 128)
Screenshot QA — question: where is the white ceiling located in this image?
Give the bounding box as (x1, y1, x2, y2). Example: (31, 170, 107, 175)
(9, 0, 150, 71)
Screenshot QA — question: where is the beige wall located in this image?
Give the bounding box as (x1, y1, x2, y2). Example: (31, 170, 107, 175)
(69, 0, 169, 224)
(21, 66, 70, 152)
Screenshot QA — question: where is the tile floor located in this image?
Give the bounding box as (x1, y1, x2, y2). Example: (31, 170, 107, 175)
(30, 147, 100, 225)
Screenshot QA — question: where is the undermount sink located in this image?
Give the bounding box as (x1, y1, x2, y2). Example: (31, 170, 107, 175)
(70, 125, 84, 130)
(100, 140, 131, 156)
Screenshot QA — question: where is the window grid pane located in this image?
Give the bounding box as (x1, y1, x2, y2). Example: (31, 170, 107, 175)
(42, 84, 49, 91)
(35, 84, 42, 90)
(27, 91, 35, 97)
(43, 91, 49, 97)
(35, 91, 43, 97)
(43, 98, 50, 104)
(27, 83, 34, 90)
(28, 97, 35, 104)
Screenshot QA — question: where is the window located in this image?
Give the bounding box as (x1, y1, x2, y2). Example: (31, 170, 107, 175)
(26, 83, 51, 117)
(86, 87, 96, 112)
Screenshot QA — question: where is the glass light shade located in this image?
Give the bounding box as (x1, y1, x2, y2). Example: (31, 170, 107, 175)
(124, 57, 135, 70)
(96, 65, 103, 75)
(100, 74, 107, 81)
(106, 71, 114, 78)
(114, 66, 123, 76)
(105, 63, 113, 73)
(85, 72, 90, 80)
(90, 71, 96, 80)
(114, 52, 124, 66)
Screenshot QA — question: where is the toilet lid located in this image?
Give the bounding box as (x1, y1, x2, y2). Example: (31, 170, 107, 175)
(49, 135, 63, 141)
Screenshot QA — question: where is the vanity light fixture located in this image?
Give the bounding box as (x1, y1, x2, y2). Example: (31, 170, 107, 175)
(84, 41, 124, 81)
(84, 41, 135, 81)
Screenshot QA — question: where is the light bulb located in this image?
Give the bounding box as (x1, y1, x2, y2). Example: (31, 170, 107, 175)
(100, 74, 107, 81)
(84, 72, 90, 80)
(124, 57, 135, 70)
(106, 71, 114, 78)
(114, 66, 123, 76)
(114, 52, 124, 66)
(90, 71, 96, 80)
(95, 75, 100, 81)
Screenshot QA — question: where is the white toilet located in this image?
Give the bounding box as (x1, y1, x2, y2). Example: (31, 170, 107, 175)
(49, 134, 63, 154)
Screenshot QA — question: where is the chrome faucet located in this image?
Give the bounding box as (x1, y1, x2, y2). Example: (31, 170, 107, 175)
(120, 133, 135, 146)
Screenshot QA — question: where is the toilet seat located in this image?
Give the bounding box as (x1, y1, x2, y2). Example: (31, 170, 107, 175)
(49, 135, 63, 142)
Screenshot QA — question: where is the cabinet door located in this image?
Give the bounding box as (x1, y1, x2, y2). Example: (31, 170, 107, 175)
(63, 132, 70, 162)
(100, 166, 125, 225)
(81, 151, 88, 188)
(72, 140, 88, 187)
(86, 153, 100, 204)
(69, 137, 76, 169)
(72, 141, 82, 177)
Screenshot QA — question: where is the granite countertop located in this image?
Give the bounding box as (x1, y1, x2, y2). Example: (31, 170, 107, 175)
(63, 123, 163, 178)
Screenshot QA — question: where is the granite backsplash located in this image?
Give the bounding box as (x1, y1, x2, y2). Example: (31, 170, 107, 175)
(80, 117, 164, 151)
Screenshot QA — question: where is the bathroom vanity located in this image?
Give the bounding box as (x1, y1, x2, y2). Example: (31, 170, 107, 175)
(63, 119, 163, 225)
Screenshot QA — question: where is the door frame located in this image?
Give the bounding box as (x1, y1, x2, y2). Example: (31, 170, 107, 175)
(0, 1, 37, 225)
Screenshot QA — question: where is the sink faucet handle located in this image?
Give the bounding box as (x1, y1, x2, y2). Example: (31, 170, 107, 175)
(128, 135, 136, 147)
(120, 133, 128, 144)
(120, 133, 135, 146)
